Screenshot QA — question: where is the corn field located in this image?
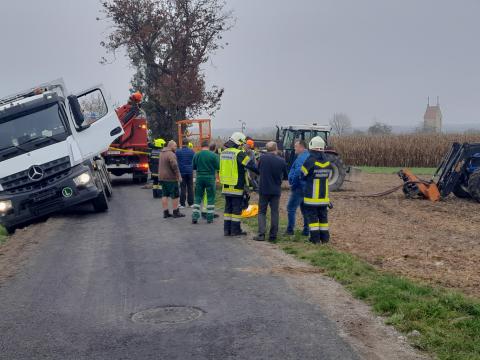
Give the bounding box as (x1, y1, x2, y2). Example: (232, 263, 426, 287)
(330, 134, 480, 167)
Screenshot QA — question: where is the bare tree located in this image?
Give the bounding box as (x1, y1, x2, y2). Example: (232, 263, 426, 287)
(368, 121, 392, 135)
(329, 113, 352, 136)
(100, 0, 234, 140)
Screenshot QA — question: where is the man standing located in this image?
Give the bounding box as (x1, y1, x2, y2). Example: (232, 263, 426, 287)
(219, 132, 258, 236)
(158, 140, 185, 218)
(148, 138, 166, 198)
(192, 140, 220, 224)
(176, 139, 195, 208)
(253, 142, 288, 242)
(286, 140, 310, 236)
(301, 136, 332, 244)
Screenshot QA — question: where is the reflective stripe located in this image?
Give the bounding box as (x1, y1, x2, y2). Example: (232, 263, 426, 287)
(241, 156, 250, 166)
(222, 185, 244, 195)
(309, 222, 329, 230)
(231, 214, 242, 219)
(304, 198, 330, 205)
(207, 210, 215, 214)
(314, 161, 330, 168)
(193, 204, 201, 209)
(206, 205, 215, 209)
(313, 179, 320, 199)
(224, 213, 232, 220)
(192, 209, 201, 214)
(231, 217, 241, 222)
(301, 166, 309, 176)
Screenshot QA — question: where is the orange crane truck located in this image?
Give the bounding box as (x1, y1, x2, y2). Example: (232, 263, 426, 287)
(103, 92, 149, 183)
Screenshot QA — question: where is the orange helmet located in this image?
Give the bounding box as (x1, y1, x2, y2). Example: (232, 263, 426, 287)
(246, 139, 255, 149)
(130, 91, 143, 103)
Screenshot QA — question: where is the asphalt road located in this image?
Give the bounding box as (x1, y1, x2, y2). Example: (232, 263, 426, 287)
(0, 180, 359, 360)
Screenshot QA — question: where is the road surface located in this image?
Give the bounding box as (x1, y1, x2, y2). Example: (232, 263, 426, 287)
(0, 180, 359, 359)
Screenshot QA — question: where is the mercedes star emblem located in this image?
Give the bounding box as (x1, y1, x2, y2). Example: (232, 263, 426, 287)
(28, 165, 44, 181)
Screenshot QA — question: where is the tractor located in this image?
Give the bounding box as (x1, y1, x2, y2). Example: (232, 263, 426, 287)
(254, 124, 348, 191)
(399, 142, 480, 202)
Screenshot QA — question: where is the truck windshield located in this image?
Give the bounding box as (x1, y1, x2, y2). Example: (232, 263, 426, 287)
(0, 103, 68, 158)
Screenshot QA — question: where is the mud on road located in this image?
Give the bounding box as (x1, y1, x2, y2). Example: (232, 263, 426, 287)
(310, 173, 480, 297)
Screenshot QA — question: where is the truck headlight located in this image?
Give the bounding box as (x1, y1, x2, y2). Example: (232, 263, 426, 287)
(0, 200, 13, 214)
(73, 172, 92, 187)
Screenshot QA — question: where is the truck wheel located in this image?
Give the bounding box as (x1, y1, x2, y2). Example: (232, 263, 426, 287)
(4, 226, 15, 235)
(139, 175, 148, 184)
(325, 153, 347, 192)
(92, 187, 109, 212)
(467, 170, 480, 202)
(453, 183, 471, 199)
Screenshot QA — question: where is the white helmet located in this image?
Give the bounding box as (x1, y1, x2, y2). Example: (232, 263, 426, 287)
(309, 136, 326, 150)
(229, 132, 247, 146)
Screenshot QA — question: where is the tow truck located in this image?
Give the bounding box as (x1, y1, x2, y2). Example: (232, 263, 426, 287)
(103, 92, 150, 183)
(0, 79, 124, 233)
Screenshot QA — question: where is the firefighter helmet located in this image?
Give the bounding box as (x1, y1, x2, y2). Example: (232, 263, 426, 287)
(154, 138, 166, 148)
(309, 136, 325, 151)
(229, 132, 247, 146)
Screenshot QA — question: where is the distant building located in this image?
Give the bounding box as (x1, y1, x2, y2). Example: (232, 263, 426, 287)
(423, 97, 442, 133)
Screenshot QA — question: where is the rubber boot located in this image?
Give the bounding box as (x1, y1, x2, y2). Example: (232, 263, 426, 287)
(173, 208, 185, 218)
(163, 210, 172, 218)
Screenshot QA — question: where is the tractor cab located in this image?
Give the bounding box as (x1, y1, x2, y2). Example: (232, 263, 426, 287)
(276, 124, 331, 170)
(275, 124, 347, 191)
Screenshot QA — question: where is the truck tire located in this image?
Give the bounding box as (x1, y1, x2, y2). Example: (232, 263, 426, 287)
(453, 183, 471, 199)
(102, 170, 113, 198)
(4, 225, 15, 235)
(92, 185, 109, 212)
(325, 153, 347, 192)
(467, 170, 480, 202)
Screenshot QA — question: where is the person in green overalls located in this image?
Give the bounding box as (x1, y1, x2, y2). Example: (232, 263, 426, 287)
(192, 140, 220, 224)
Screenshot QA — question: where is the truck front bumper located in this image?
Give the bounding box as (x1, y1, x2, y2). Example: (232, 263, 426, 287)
(0, 165, 100, 229)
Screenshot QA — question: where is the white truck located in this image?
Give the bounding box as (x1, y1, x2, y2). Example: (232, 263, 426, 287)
(0, 79, 124, 233)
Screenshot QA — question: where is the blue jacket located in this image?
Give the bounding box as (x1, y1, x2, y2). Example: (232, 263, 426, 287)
(176, 147, 195, 175)
(288, 150, 309, 190)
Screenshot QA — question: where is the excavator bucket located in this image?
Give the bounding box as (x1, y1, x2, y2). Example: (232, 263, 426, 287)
(398, 169, 441, 202)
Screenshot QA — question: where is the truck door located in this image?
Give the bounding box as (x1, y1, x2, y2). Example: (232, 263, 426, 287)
(73, 86, 124, 158)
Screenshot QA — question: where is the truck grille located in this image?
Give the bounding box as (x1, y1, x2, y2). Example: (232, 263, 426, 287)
(0, 156, 71, 194)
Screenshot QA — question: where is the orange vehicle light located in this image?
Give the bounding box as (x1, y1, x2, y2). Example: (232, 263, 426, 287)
(138, 163, 149, 169)
(139, 124, 147, 129)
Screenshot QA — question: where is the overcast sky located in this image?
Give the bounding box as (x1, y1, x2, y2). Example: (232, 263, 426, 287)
(1, 0, 480, 130)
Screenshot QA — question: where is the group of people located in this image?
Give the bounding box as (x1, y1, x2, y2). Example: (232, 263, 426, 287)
(148, 131, 332, 245)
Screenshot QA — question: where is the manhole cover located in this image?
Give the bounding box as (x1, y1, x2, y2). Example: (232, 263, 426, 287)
(131, 306, 204, 325)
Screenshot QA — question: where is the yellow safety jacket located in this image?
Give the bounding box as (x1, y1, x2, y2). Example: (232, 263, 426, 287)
(301, 153, 332, 206)
(219, 147, 251, 196)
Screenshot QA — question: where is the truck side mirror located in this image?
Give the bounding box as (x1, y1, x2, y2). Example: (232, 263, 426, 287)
(68, 95, 85, 128)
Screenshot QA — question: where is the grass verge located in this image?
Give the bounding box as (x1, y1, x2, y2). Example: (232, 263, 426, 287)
(216, 194, 480, 359)
(0, 225, 7, 245)
(359, 166, 436, 175)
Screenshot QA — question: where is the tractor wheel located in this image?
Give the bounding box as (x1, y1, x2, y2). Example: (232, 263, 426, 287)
(453, 184, 471, 199)
(467, 170, 480, 202)
(325, 153, 347, 192)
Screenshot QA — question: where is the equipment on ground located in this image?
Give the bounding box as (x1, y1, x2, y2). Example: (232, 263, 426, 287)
(399, 142, 480, 202)
(254, 124, 348, 191)
(103, 92, 149, 183)
(0, 79, 124, 233)
(177, 119, 212, 151)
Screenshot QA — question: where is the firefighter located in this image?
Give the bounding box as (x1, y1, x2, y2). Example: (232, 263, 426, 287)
(300, 136, 332, 244)
(149, 138, 166, 198)
(219, 132, 258, 236)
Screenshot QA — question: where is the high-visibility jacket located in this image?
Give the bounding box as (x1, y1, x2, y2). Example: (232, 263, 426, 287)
(148, 147, 162, 176)
(219, 147, 252, 196)
(301, 151, 332, 206)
